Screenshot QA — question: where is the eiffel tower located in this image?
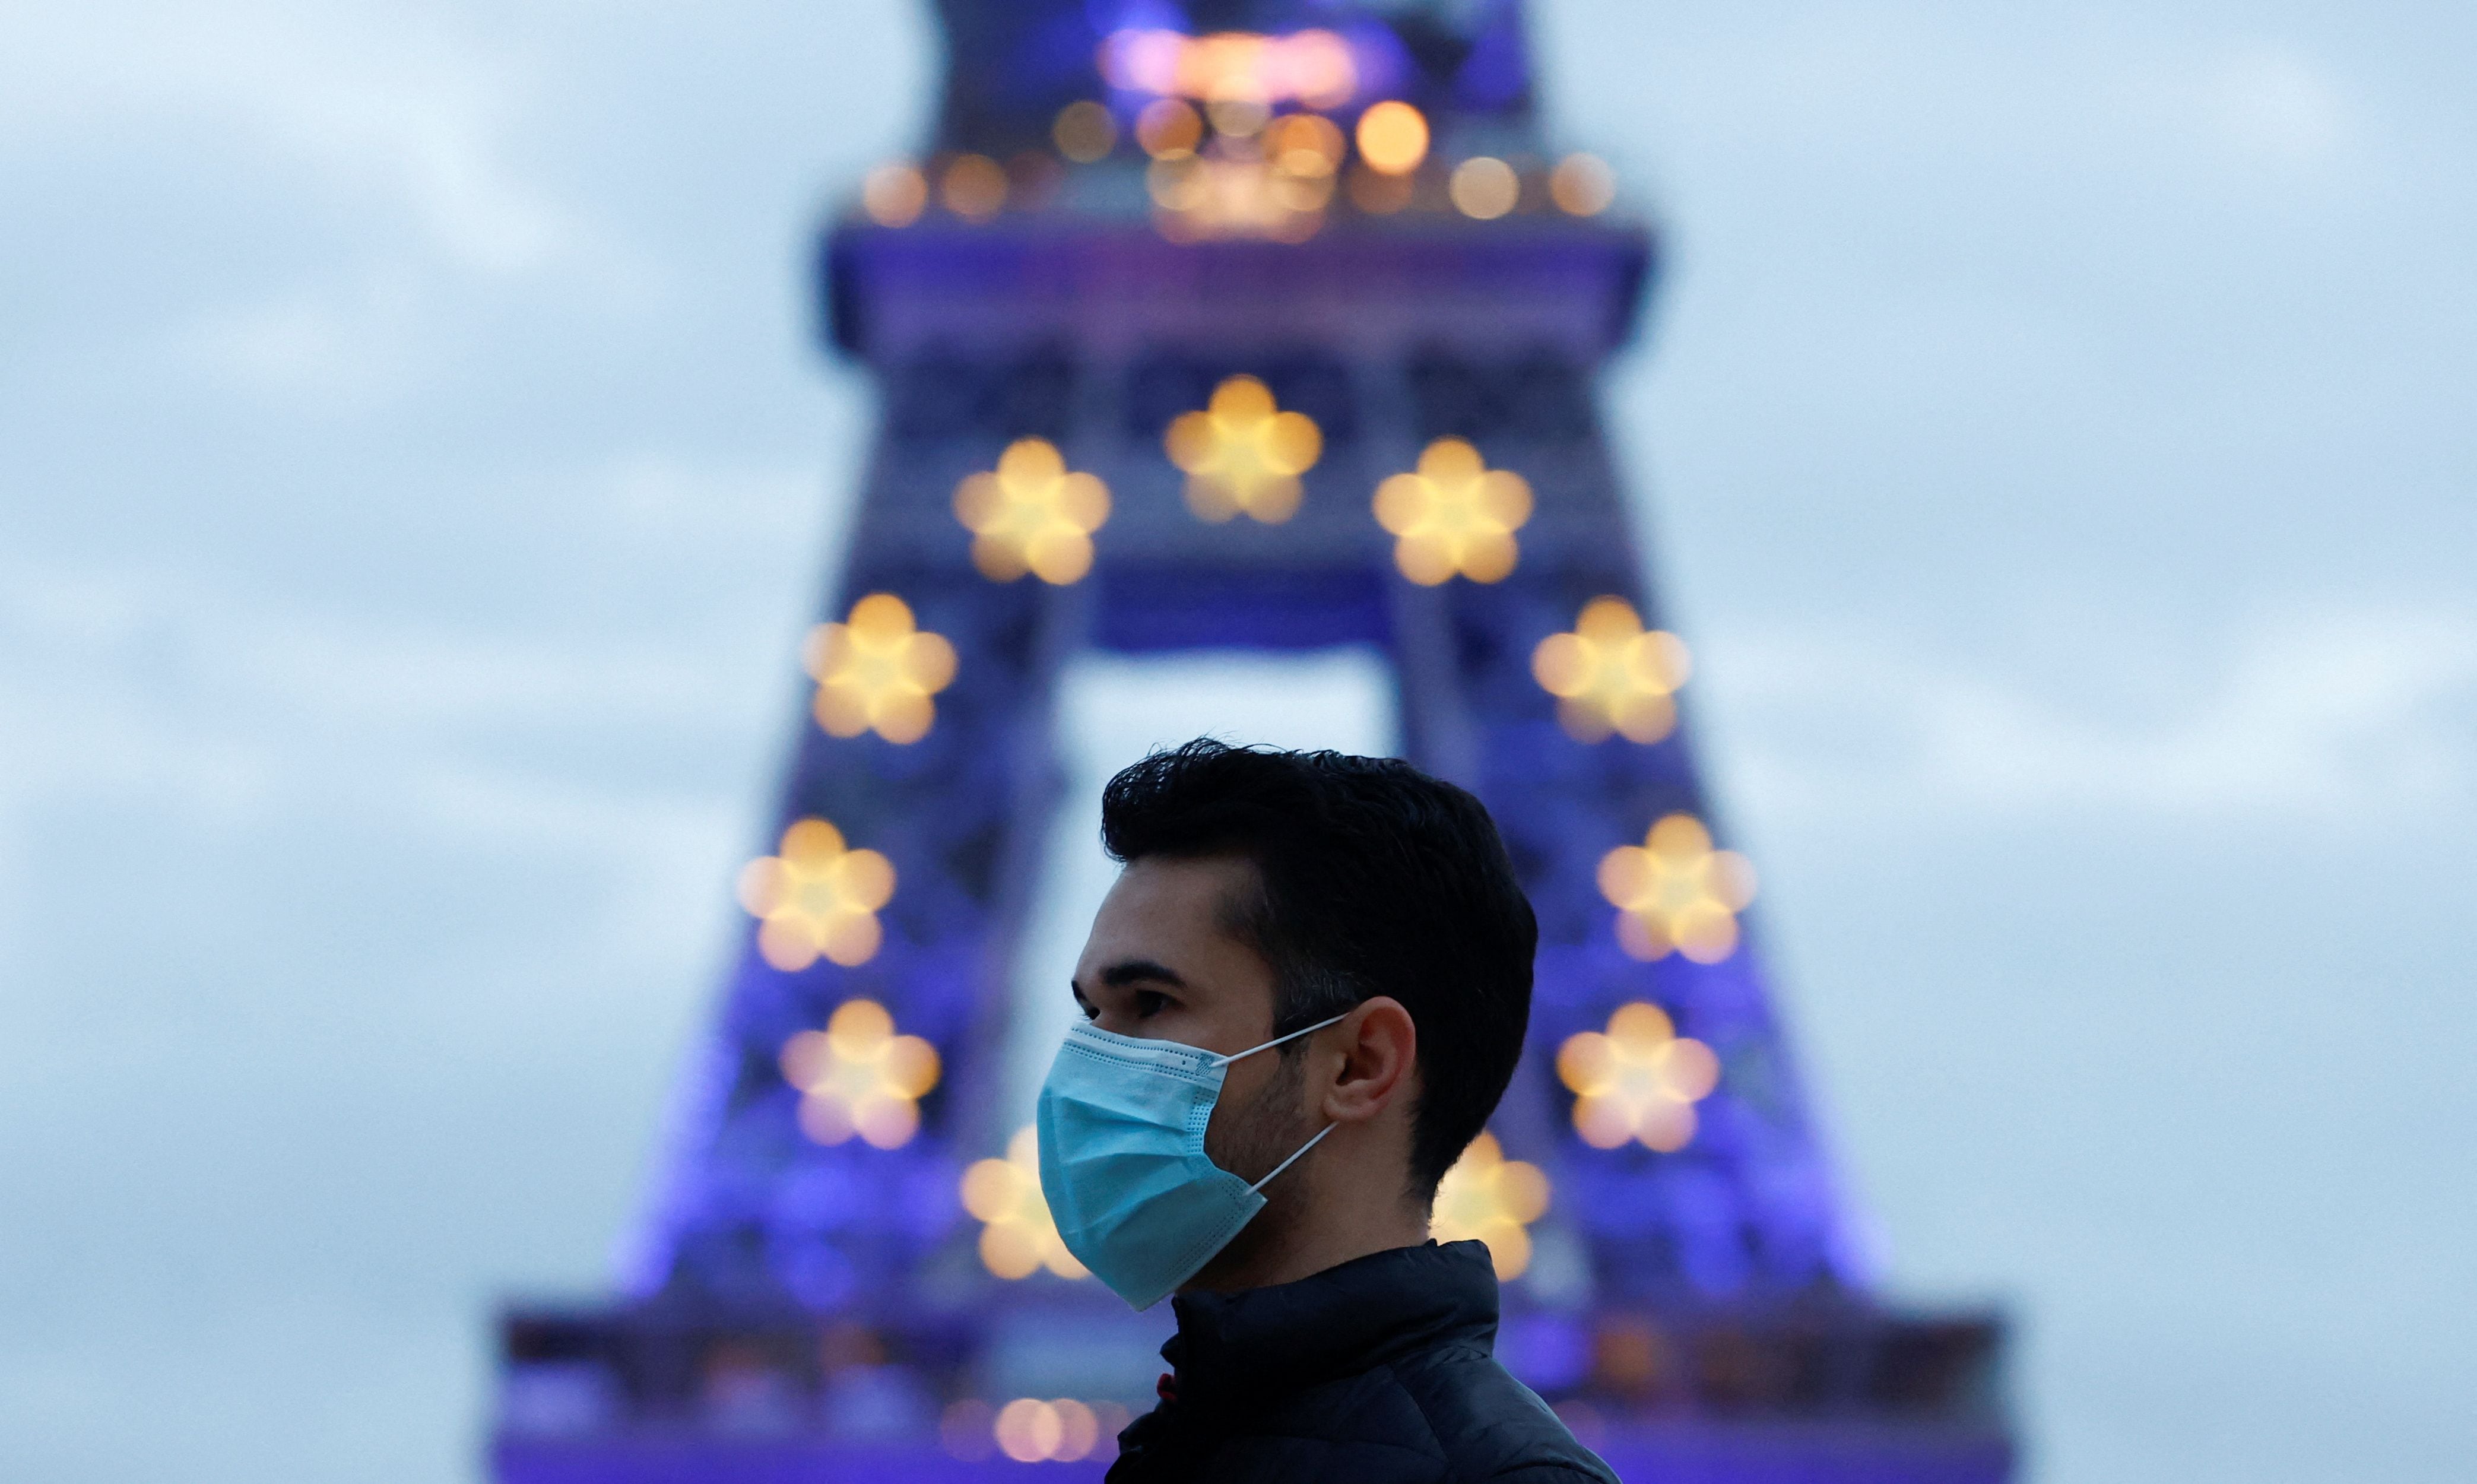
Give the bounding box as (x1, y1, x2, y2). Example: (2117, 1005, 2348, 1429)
(491, 4, 2012, 1478)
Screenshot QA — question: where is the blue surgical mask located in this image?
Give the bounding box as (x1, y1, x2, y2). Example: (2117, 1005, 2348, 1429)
(1035, 1013, 1347, 1311)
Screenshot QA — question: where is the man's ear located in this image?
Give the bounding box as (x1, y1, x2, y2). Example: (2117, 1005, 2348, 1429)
(1319, 996, 1416, 1125)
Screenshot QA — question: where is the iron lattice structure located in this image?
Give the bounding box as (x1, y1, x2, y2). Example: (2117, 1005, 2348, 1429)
(493, 4, 2011, 1479)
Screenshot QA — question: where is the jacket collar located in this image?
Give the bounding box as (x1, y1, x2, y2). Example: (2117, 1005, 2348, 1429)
(1162, 1240, 1500, 1407)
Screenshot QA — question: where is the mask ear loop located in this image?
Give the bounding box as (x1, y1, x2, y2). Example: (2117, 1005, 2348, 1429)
(1216, 1011, 1350, 1195)
(1211, 1010, 1350, 1067)
(1247, 1121, 1334, 1194)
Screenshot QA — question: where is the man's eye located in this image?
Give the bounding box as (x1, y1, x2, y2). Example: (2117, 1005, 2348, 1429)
(1133, 990, 1170, 1018)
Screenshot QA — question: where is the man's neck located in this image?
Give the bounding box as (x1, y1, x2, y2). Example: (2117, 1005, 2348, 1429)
(1184, 1187, 1429, 1295)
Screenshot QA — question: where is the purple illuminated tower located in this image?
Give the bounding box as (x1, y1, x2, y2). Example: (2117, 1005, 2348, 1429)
(491, 4, 2012, 1479)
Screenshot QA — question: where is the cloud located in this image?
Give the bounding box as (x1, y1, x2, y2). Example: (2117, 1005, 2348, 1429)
(601, 454, 833, 551)
(4, 2, 670, 410)
(1, 2, 583, 276)
(1542, 7, 2368, 208)
(0, 553, 766, 878)
(1707, 605, 2477, 827)
(173, 263, 432, 401)
(2203, 46, 2348, 168)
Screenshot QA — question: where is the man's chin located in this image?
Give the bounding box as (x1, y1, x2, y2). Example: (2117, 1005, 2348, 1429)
(1185, 1163, 1310, 1295)
(1184, 1213, 1277, 1295)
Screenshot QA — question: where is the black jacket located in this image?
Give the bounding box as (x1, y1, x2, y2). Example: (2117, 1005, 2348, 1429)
(1106, 1241, 1619, 1483)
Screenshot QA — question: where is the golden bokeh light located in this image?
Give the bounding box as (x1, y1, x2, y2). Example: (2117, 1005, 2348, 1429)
(1134, 97, 1203, 160)
(738, 818, 896, 971)
(1372, 438, 1533, 584)
(952, 438, 1111, 584)
(1557, 1002, 1721, 1153)
(1430, 1132, 1550, 1280)
(779, 998, 941, 1149)
(1264, 113, 1345, 177)
(804, 593, 957, 744)
(1051, 100, 1118, 162)
(860, 163, 927, 227)
(993, 1397, 1105, 1464)
(1449, 156, 1520, 219)
(960, 1125, 1089, 1282)
(1355, 100, 1429, 175)
(1531, 597, 1693, 744)
(1597, 814, 1756, 965)
(940, 154, 1007, 220)
(1099, 28, 1355, 110)
(1550, 152, 1616, 215)
(1165, 375, 1324, 523)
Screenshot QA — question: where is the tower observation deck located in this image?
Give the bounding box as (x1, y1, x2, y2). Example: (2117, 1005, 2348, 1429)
(490, 4, 2013, 1479)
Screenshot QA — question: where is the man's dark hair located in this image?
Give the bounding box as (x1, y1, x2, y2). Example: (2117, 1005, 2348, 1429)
(1099, 738, 1537, 1200)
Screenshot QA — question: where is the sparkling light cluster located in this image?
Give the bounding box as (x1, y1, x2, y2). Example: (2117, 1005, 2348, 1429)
(1429, 1132, 1551, 1280)
(1138, 102, 1341, 240)
(1557, 1003, 1720, 1152)
(1165, 375, 1323, 522)
(1099, 28, 1356, 109)
(857, 109, 1615, 234)
(1147, 154, 1333, 241)
(1531, 597, 1692, 743)
(953, 439, 1111, 584)
(779, 999, 940, 1149)
(1374, 438, 1533, 584)
(738, 818, 895, 971)
(960, 1126, 1089, 1281)
(805, 594, 956, 744)
(1597, 814, 1756, 965)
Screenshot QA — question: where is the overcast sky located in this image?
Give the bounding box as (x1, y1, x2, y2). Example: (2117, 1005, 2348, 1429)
(3, 2, 2473, 1482)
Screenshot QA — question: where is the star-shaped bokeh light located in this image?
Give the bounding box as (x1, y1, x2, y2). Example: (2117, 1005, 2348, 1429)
(1165, 375, 1323, 523)
(805, 593, 957, 744)
(1372, 438, 1533, 585)
(1531, 597, 1692, 743)
(953, 439, 1111, 584)
(738, 817, 896, 971)
(1597, 814, 1756, 965)
(960, 1125, 1089, 1281)
(1429, 1131, 1550, 1280)
(1556, 1003, 1720, 1153)
(779, 999, 941, 1149)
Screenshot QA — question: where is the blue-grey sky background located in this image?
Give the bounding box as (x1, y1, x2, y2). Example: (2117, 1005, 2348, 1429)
(3, 2, 2472, 1481)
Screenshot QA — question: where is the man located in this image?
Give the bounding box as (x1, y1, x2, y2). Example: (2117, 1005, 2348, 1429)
(1036, 740, 1618, 1483)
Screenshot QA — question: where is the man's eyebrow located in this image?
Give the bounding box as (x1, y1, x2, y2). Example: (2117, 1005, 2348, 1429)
(1098, 958, 1188, 990)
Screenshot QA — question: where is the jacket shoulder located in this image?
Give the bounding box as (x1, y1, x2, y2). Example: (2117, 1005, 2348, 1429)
(1170, 1368, 1453, 1484)
(1390, 1343, 1620, 1483)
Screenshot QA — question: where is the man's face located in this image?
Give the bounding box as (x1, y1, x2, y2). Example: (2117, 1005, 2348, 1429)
(1068, 854, 1317, 1196)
